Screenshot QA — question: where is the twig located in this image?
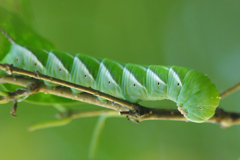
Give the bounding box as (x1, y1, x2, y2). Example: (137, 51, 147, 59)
(1, 69, 240, 128)
(10, 100, 18, 117)
(0, 28, 15, 43)
(0, 81, 41, 116)
(28, 117, 71, 131)
(88, 115, 109, 159)
(0, 64, 141, 114)
(133, 107, 240, 128)
(220, 82, 240, 99)
(28, 110, 119, 131)
(29, 108, 240, 131)
(0, 76, 129, 112)
(0, 83, 40, 102)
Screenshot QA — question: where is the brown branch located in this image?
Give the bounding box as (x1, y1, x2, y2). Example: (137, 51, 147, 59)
(132, 107, 240, 128)
(30, 108, 240, 130)
(1, 83, 40, 101)
(0, 80, 41, 116)
(64, 107, 240, 128)
(0, 64, 140, 113)
(11, 100, 18, 117)
(1, 65, 240, 128)
(0, 76, 129, 112)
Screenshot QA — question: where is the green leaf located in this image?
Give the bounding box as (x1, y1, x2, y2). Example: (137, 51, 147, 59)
(0, 0, 34, 25)
(25, 93, 80, 105)
(0, 6, 55, 54)
(0, 83, 23, 92)
(0, 7, 81, 105)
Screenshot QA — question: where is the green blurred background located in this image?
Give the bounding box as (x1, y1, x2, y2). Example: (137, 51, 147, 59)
(1, 0, 240, 159)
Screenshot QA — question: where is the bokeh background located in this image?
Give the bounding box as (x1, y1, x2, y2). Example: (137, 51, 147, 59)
(1, 0, 240, 159)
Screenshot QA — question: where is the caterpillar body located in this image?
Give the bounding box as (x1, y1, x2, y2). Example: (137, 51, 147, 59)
(0, 41, 220, 123)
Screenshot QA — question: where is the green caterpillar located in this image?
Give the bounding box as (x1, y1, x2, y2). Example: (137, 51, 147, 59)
(0, 38, 220, 123)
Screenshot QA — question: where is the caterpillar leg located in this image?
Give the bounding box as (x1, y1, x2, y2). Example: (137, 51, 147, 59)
(178, 106, 188, 119)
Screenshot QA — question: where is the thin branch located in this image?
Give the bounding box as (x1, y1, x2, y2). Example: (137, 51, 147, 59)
(0, 80, 41, 116)
(1, 67, 240, 128)
(10, 100, 18, 117)
(28, 117, 71, 131)
(220, 82, 240, 99)
(0, 83, 40, 102)
(0, 76, 129, 112)
(88, 115, 109, 159)
(0, 28, 15, 43)
(28, 110, 119, 131)
(0, 64, 140, 113)
(29, 108, 240, 130)
(132, 107, 240, 128)
(69, 108, 240, 128)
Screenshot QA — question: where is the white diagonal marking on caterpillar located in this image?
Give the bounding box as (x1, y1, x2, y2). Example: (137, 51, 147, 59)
(123, 67, 144, 88)
(45, 52, 69, 80)
(162, 66, 169, 70)
(91, 57, 101, 64)
(138, 65, 147, 71)
(147, 68, 166, 85)
(71, 56, 94, 82)
(10, 43, 45, 70)
(98, 62, 118, 86)
(169, 67, 182, 87)
(116, 62, 124, 70)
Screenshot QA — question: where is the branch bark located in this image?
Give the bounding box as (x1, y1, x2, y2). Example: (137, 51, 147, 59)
(0, 64, 240, 128)
(0, 64, 140, 112)
(0, 76, 129, 112)
(30, 108, 240, 130)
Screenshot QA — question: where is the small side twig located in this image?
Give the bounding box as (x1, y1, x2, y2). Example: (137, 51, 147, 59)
(28, 110, 119, 131)
(11, 100, 18, 117)
(1, 83, 40, 101)
(0, 28, 15, 43)
(0, 82, 41, 116)
(220, 82, 240, 99)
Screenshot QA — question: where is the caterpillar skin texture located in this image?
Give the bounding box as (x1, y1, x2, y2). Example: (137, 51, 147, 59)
(1, 42, 220, 123)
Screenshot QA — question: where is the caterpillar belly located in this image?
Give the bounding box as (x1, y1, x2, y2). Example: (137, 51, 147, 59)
(0, 41, 220, 123)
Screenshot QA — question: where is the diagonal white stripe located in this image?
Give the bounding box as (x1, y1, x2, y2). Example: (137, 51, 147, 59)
(169, 67, 182, 87)
(123, 67, 143, 88)
(10, 43, 45, 70)
(98, 61, 118, 86)
(46, 52, 69, 74)
(72, 57, 94, 81)
(147, 68, 166, 85)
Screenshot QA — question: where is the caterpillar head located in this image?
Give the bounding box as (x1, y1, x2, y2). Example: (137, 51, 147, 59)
(176, 70, 220, 123)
